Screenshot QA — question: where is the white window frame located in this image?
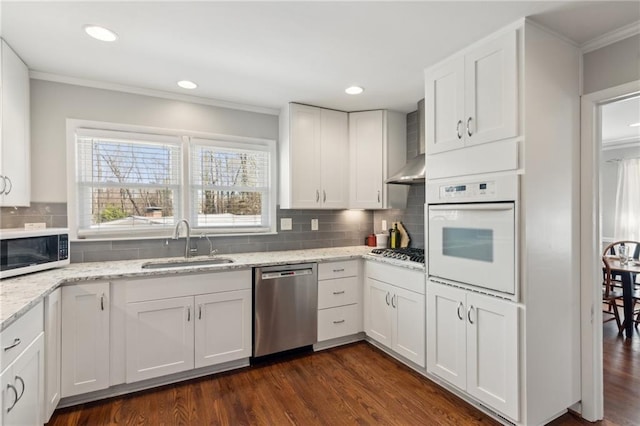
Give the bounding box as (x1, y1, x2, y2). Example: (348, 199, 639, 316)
(67, 119, 277, 240)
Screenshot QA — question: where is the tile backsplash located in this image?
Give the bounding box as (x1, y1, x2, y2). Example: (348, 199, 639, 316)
(2, 109, 425, 260)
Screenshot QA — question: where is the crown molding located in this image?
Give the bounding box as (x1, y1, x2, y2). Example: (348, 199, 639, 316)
(581, 20, 640, 54)
(29, 71, 280, 116)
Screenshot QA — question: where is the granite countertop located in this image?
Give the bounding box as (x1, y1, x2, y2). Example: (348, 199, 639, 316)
(0, 246, 425, 331)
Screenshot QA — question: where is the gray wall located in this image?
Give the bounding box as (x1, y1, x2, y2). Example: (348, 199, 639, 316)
(29, 79, 278, 202)
(583, 34, 640, 95)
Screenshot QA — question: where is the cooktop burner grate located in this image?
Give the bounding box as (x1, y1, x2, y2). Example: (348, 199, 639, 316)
(370, 248, 425, 264)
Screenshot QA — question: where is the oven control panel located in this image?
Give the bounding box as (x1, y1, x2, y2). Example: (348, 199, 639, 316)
(439, 181, 496, 199)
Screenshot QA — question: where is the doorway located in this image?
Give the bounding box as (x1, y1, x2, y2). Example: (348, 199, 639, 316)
(580, 80, 640, 421)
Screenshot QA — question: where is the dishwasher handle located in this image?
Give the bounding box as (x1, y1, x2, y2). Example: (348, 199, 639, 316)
(261, 268, 314, 280)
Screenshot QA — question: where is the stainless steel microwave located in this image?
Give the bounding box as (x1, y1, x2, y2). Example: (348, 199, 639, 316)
(0, 228, 70, 279)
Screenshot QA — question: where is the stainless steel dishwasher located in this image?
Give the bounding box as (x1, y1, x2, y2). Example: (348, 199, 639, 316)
(253, 263, 318, 357)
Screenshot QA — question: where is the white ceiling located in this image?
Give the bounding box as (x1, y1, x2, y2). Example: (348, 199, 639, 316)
(602, 96, 640, 145)
(1, 1, 640, 114)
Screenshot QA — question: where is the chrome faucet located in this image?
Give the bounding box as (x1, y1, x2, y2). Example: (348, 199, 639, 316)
(172, 219, 193, 258)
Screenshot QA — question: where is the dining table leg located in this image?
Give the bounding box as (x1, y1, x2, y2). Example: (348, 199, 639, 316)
(622, 271, 634, 338)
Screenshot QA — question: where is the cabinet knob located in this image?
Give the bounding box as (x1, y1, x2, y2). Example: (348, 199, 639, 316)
(0, 176, 5, 194)
(323, 190, 326, 203)
(3, 337, 21, 352)
(456, 120, 463, 139)
(466, 117, 473, 137)
(333, 319, 345, 324)
(457, 302, 464, 320)
(100, 293, 105, 311)
(332, 290, 345, 295)
(391, 294, 397, 308)
(6, 383, 18, 413)
(187, 306, 191, 322)
(14, 376, 25, 402)
(377, 190, 381, 203)
(467, 305, 475, 324)
(385, 292, 390, 306)
(316, 190, 320, 203)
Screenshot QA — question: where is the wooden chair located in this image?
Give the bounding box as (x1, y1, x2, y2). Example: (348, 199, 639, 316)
(602, 241, 640, 331)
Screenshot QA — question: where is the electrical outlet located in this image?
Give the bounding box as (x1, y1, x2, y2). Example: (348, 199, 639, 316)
(280, 218, 293, 231)
(311, 219, 319, 231)
(24, 223, 46, 230)
(381, 220, 387, 231)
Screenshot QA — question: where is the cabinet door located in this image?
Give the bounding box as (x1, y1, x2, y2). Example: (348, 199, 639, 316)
(426, 282, 467, 390)
(290, 104, 322, 208)
(392, 286, 425, 367)
(194, 289, 252, 369)
(320, 108, 348, 209)
(44, 288, 61, 421)
(0, 40, 30, 207)
(349, 110, 383, 209)
(425, 56, 465, 154)
(0, 334, 44, 426)
(464, 30, 518, 146)
(466, 291, 519, 420)
(126, 296, 195, 383)
(365, 278, 392, 348)
(61, 282, 110, 397)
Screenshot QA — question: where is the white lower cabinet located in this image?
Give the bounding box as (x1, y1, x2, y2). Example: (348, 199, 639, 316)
(1, 334, 45, 426)
(44, 288, 61, 421)
(0, 302, 45, 426)
(61, 282, 110, 397)
(317, 260, 363, 342)
(124, 270, 252, 384)
(364, 261, 425, 367)
(427, 280, 519, 421)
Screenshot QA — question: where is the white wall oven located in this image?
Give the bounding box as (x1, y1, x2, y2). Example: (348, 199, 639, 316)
(427, 175, 518, 296)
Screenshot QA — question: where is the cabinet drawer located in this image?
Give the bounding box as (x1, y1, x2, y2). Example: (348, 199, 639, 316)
(366, 261, 425, 295)
(1, 301, 43, 371)
(318, 304, 362, 342)
(318, 277, 359, 309)
(318, 260, 358, 280)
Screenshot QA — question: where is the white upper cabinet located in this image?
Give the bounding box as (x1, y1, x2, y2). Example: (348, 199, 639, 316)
(349, 110, 407, 210)
(425, 29, 518, 154)
(0, 39, 30, 206)
(280, 103, 348, 209)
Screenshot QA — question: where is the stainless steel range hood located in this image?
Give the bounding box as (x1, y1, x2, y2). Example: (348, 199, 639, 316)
(386, 99, 426, 185)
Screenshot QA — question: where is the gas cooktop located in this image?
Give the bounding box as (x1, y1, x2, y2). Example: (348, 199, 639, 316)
(370, 248, 425, 264)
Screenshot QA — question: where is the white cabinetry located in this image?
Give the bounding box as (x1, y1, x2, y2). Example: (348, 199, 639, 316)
(427, 281, 518, 420)
(0, 39, 30, 206)
(44, 288, 61, 421)
(124, 270, 252, 383)
(349, 110, 407, 209)
(364, 261, 424, 367)
(0, 302, 44, 426)
(279, 103, 349, 209)
(61, 282, 110, 397)
(317, 260, 362, 342)
(425, 30, 517, 154)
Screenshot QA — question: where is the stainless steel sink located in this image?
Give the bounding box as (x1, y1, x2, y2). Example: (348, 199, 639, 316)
(141, 257, 234, 269)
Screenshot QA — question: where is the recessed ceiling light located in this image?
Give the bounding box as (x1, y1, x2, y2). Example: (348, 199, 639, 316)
(345, 86, 364, 95)
(630, 122, 640, 127)
(177, 80, 198, 90)
(84, 25, 118, 42)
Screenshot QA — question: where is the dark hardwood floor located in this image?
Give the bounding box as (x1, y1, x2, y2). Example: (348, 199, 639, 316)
(48, 326, 639, 426)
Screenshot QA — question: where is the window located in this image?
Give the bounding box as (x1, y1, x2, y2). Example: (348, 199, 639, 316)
(69, 123, 276, 239)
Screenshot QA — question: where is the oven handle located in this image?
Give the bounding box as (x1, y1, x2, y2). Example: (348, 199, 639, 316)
(429, 204, 513, 211)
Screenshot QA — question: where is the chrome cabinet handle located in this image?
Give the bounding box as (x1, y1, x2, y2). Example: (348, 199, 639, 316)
(4, 176, 11, 195)
(187, 307, 191, 322)
(457, 302, 464, 320)
(391, 294, 397, 308)
(385, 292, 390, 306)
(333, 268, 344, 273)
(333, 319, 345, 324)
(332, 290, 345, 295)
(3, 337, 21, 351)
(467, 305, 475, 324)
(14, 376, 25, 402)
(316, 190, 320, 203)
(6, 384, 18, 413)
(323, 190, 326, 203)
(466, 117, 473, 137)
(456, 120, 463, 139)
(0, 176, 5, 194)
(100, 293, 105, 311)
(198, 305, 202, 320)
(377, 190, 381, 203)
